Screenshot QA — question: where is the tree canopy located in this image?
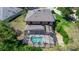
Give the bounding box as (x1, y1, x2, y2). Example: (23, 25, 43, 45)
(76, 9, 79, 18)
(57, 7, 73, 17)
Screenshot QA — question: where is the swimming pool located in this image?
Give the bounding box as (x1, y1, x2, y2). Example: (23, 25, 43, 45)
(31, 36, 43, 43)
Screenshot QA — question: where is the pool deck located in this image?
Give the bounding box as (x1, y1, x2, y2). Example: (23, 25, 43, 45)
(27, 35, 54, 48)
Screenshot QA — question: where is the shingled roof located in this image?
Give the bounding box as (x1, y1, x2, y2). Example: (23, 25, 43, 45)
(25, 9, 55, 22)
(26, 25, 44, 30)
(0, 7, 22, 20)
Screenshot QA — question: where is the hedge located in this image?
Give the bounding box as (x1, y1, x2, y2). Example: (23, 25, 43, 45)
(57, 26, 70, 44)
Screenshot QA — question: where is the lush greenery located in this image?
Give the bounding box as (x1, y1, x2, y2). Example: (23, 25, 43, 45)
(0, 21, 17, 50)
(55, 14, 70, 44)
(17, 45, 42, 51)
(0, 21, 42, 51)
(57, 26, 70, 44)
(57, 7, 73, 17)
(75, 20, 79, 28)
(76, 9, 79, 18)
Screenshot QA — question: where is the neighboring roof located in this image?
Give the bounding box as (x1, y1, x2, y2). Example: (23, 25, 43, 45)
(0, 8, 3, 20)
(26, 25, 44, 30)
(25, 9, 55, 22)
(26, 7, 39, 10)
(0, 7, 22, 20)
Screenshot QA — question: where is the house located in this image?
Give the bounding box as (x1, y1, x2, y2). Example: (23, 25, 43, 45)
(25, 9, 55, 34)
(24, 8, 56, 47)
(25, 9, 55, 25)
(0, 7, 23, 21)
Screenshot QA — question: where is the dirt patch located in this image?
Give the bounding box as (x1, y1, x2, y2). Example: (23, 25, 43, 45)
(56, 32, 65, 47)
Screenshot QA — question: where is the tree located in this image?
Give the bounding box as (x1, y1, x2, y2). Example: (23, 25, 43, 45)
(0, 21, 18, 50)
(75, 21, 79, 29)
(17, 45, 42, 51)
(57, 7, 73, 17)
(76, 9, 79, 18)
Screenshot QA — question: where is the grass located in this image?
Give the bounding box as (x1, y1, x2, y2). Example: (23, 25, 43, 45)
(10, 13, 26, 32)
(64, 23, 79, 43)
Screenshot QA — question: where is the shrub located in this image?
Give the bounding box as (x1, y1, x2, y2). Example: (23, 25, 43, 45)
(58, 26, 70, 44)
(17, 45, 42, 51)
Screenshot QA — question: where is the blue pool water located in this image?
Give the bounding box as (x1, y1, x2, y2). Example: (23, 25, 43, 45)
(31, 36, 42, 43)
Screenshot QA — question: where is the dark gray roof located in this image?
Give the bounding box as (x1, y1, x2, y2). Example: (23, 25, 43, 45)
(26, 25, 44, 30)
(0, 7, 22, 20)
(25, 9, 55, 22)
(26, 7, 39, 10)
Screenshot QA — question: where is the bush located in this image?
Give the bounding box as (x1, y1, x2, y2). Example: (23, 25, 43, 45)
(76, 9, 79, 18)
(17, 45, 42, 51)
(57, 7, 73, 17)
(57, 26, 70, 44)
